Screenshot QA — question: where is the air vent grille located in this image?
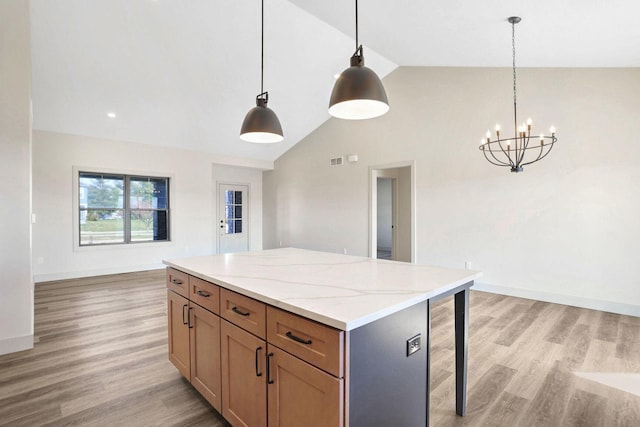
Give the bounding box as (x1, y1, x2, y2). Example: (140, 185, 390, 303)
(330, 156, 344, 166)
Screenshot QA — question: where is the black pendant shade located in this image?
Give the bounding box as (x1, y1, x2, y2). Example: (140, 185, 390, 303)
(329, 46, 389, 120)
(240, 92, 283, 143)
(328, 0, 389, 120)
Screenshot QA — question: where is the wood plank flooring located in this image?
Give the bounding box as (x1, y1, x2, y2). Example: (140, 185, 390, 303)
(0, 270, 638, 426)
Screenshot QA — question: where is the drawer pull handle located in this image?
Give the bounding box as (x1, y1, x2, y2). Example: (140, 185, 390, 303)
(171, 278, 183, 285)
(266, 352, 274, 384)
(197, 290, 210, 298)
(182, 304, 188, 325)
(286, 331, 312, 345)
(255, 346, 263, 377)
(232, 306, 250, 317)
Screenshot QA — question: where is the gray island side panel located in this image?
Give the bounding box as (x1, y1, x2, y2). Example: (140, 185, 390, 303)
(348, 300, 429, 426)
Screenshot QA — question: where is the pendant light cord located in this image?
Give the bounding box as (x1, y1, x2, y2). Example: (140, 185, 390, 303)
(512, 19, 517, 136)
(261, 0, 264, 95)
(355, 0, 359, 50)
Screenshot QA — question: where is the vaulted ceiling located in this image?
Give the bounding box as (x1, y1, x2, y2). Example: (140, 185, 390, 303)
(30, 0, 640, 162)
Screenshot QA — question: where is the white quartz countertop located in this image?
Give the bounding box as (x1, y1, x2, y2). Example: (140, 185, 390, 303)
(163, 248, 481, 331)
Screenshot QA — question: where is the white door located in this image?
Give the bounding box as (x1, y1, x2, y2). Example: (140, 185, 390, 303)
(218, 184, 249, 254)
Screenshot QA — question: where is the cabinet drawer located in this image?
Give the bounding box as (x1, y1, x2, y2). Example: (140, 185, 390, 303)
(190, 276, 220, 315)
(167, 268, 189, 298)
(220, 288, 266, 339)
(267, 306, 344, 377)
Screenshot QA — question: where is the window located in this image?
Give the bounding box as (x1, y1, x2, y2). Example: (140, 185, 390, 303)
(79, 172, 170, 246)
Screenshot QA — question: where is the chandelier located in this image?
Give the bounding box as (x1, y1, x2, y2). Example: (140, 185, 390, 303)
(480, 17, 557, 173)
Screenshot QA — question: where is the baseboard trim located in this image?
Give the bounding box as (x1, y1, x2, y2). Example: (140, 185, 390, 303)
(0, 334, 34, 356)
(474, 282, 640, 317)
(33, 264, 165, 283)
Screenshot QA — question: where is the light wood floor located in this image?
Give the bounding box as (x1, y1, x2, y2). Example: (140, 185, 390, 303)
(0, 270, 638, 426)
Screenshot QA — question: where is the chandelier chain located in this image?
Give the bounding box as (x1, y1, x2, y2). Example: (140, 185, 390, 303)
(512, 20, 517, 106)
(512, 19, 518, 137)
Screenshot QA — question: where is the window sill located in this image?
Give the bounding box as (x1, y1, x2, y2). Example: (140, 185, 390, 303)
(73, 240, 175, 253)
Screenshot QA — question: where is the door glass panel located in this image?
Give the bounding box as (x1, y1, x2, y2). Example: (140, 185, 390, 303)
(224, 190, 243, 234)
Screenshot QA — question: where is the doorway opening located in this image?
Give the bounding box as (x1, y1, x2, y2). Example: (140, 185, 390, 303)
(369, 162, 415, 262)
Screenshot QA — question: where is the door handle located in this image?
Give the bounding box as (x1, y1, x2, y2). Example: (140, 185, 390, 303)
(188, 307, 194, 329)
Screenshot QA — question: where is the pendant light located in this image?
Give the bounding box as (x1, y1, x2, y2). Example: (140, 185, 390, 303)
(240, 0, 283, 143)
(329, 0, 389, 120)
(479, 17, 557, 172)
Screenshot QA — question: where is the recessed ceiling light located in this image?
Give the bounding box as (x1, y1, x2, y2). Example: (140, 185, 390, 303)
(107, 112, 117, 118)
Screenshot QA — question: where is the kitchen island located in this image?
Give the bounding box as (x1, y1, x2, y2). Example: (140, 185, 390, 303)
(164, 248, 480, 426)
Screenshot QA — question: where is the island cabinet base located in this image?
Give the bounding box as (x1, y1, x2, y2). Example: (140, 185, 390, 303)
(346, 300, 429, 427)
(166, 261, 473, 427)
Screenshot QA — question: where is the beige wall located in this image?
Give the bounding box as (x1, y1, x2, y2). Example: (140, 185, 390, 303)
(32, 131, 268, 281)
(263, 67, 640, 315)
(0, 0, 33, 355)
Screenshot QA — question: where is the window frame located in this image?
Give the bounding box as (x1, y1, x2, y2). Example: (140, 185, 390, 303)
(77, 171, 171, 247)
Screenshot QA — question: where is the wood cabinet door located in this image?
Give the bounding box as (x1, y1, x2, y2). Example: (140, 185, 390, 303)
(190, 302, 222, 412)
(167, 290, 190, 380)
(267, 345, 343, 427)
(221, 320, 267, 427)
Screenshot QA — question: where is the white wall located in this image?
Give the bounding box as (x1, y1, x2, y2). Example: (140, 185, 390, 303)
(263, 67, 640, 316)
(32, 131, 270, 282)
(0, 0, 33, 355)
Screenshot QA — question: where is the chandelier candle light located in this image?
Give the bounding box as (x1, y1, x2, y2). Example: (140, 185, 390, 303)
(479, 17, 557, 173)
